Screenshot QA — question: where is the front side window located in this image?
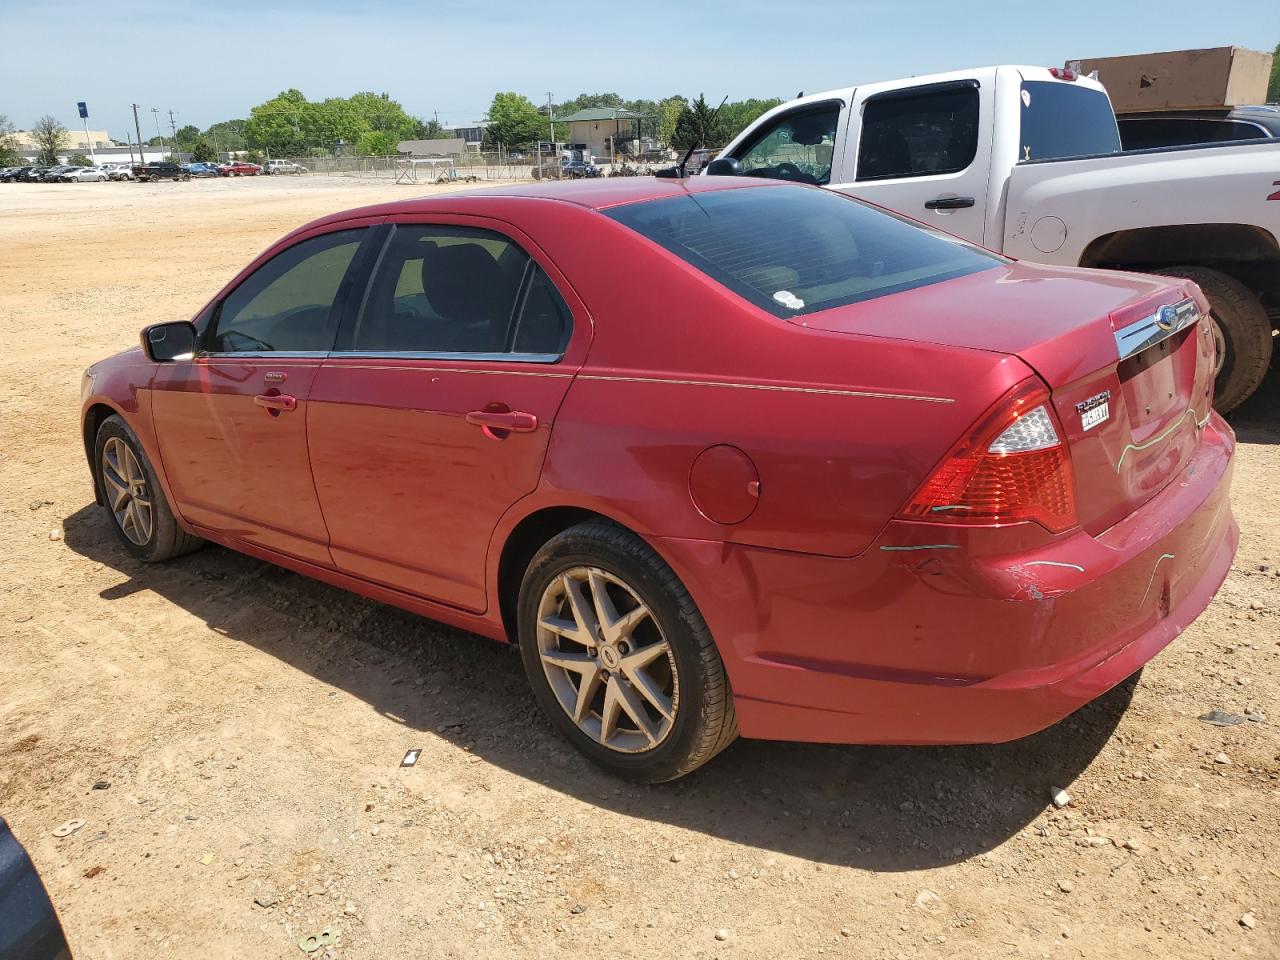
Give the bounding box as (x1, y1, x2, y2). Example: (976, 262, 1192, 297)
(210, 229, 366, 353)
(607, 185, 1003, 319)
(1019, 81, 1121, 162)
(857, 83, 980, 181)
(342, 225, 569, 356)
(733, 103, 841, 185)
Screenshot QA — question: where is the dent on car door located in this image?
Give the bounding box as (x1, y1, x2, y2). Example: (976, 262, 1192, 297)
(150, 226, 375, 564)
(307, 220, 583, 612)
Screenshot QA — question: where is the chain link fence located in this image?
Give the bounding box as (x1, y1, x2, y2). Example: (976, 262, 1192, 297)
(265, 151, 671, 183)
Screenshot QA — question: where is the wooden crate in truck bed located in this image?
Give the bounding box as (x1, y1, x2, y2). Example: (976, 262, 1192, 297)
(1068, 46, 1273, 113)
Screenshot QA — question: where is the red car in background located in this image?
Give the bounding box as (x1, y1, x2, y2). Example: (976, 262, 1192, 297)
(219, 160, 263, 177)
(80, 178, 1237, 781)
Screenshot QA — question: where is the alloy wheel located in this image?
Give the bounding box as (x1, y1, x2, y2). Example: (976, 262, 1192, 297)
(536, 566, 678, 753)
(101, 437, 153, 546)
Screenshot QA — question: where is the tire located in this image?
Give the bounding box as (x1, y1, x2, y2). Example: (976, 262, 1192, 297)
(181, 174, 190, 181)
(1153, 266, 1272, 414)
(517, 521, 737, 782)
(95, 415, 203, 563)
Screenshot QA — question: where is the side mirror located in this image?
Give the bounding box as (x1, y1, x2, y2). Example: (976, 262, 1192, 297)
(704, 156, 743, 177)
(141, 320, 198, 362)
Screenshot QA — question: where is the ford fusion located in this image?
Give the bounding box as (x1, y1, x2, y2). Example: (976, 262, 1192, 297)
(81, 178, 1237, 781)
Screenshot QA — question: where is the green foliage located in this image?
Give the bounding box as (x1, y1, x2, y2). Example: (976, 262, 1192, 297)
(719, 98, 784, 140)
(414, 118, 452, 140)
(656, 96, 686, 147)
(191, 139, 217, 163)
(0, 115, 19, 166)
(201, 119, 247, 152)
(671, 95, 729, 151)
(485, 92, 545, 147)
(174, 124, 201, 147)
(69, 153, 92, 166)
(355, 130, 397, 156)
(32, 115, 69, 165)
(244, 89, 417, 156)
(242, 149, 265, 165)
(1269, 43, 1279, 102)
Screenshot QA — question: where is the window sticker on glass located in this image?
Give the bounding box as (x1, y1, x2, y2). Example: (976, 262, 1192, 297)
(773, 290, 805, 310)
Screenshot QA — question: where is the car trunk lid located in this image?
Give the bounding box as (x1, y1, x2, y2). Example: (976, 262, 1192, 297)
(795, 261, 1215, 534)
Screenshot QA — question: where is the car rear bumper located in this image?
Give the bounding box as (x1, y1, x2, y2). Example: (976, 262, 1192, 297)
(657, 413, 1237, 745)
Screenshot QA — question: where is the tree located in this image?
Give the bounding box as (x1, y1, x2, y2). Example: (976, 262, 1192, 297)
(719, 98, 784, 140)
(656, 96, 686, 148)
(0, 115, 19, 166)
(1269, 42, 1279, 102)
(202, 119, 247, 153)
(414, 117, 452, 140)
(191, 138, 216, 163)
(32, 115, 69, 165)
(69, 153, 92, 166)
(355, 130, 397, 156)
(671, 95, 728, 152)
(484, 92, 544, 148)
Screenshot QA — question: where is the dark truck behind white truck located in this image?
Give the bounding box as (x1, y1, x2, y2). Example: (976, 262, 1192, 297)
(709, 65, 1280, 411)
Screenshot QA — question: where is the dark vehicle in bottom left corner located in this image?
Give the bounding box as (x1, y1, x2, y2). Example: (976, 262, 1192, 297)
(132, 162, 190, 182)
(0, 818, 71, 959)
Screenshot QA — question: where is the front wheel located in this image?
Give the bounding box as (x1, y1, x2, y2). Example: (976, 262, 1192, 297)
(1153, 266, 1272, 414)
(95, 415, 203, 562)
(517, 522, 737, 782)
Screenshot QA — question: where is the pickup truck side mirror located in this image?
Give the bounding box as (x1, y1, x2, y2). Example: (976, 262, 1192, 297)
(704, 157, 743, 177)
(141, 320, 198, 362)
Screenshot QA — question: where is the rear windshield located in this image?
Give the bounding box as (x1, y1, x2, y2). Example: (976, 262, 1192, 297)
(604, 185, 1002, 318)
(1019, 81, 1121, 162)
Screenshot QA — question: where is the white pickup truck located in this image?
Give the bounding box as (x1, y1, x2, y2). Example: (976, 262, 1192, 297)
(710, 65, 1280, 411)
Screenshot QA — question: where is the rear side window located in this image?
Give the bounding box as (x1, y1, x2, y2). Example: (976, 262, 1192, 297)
(606, 185, 1002, 319)
(856, 83, 979, 181)
(341, 224, 569, 356)
(1019, 81, 1121, 161)
(1118, 117, 1269, 150)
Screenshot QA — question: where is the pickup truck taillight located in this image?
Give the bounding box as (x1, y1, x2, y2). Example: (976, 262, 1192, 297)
(898, 379, 1078, 534)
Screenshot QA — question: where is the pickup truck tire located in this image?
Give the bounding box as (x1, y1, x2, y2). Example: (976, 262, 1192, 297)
(1152, 266, 1272, 414)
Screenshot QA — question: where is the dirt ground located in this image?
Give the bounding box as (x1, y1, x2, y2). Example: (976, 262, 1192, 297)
(1, 177, 1277, 960)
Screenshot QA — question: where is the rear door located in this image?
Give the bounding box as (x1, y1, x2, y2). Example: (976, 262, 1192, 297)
(307, 216, 589, 612)
(151, 223, 378, 564)
(835, 77, 992, 244)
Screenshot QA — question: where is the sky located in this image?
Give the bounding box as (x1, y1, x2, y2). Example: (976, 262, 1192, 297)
(1, 0, 1276, 140)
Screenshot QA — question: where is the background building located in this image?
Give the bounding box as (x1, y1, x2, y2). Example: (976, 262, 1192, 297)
(553, 108, 641, 159)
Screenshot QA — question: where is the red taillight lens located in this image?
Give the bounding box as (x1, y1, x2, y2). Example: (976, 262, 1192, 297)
(1048, 67, 1078, 81)
(898, 379, 1078, 533)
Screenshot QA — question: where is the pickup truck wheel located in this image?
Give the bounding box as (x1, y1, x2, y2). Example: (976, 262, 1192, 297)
(1153, 266, 1272, 414)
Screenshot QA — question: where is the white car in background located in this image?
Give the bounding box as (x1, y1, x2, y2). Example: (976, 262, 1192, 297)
(264, 159, 308, 175)
(106, 165, 135, 181)
(61, 166, 109, 182)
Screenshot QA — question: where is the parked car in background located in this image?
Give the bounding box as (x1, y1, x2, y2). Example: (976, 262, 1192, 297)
(81, 177, 1236, 782)
(18, 167, 49, 182)
(1117, 104, 1280, 150)
(0, 817, 72, 959)
(61, 166, 109, 182)
(40, 166, 74, 182)
(132, 162, 190, 182)
(531, 157, 600, 180)
(713, 65, 1280, 412)
(107, 166, 136, 181)
(264, 159, 308, 175)
(220, 160, 263, 177)
(1, 166, 33, 182)
(183, 162, 221, 178)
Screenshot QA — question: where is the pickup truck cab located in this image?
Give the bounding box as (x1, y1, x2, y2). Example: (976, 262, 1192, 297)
(713, 66, 1280, 411)
(133, 161, 190, 182)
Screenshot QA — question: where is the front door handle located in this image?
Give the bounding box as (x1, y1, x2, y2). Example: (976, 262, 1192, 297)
(466, 409, 538, 438)
(254, 393, 297, 412)
(924, 196, 975, 210)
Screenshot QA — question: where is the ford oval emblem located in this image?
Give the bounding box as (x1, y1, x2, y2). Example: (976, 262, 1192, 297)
(1155, 304, 1178, 331)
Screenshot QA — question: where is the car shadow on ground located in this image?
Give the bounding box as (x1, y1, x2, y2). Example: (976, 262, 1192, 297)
(64, 503, 1135, 872)
(1228, 364, 1280, 446)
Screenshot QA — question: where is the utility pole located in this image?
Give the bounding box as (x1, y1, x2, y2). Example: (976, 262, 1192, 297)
(546, 92, 555, 151)
(132, 104, 145, 165)
(168, 110, 180, 159)
(150, 108, 165, 156)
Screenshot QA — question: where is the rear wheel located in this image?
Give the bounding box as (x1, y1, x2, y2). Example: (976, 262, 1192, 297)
(1153, 266, 1272, 414)
(517, 522, 737, 782)
(95, 415, 203, 562)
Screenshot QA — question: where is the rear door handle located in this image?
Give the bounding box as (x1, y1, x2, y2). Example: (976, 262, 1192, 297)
(466, 409, 538, 437)
(254, 393, 297, 412)
(924, 196, 975, 210)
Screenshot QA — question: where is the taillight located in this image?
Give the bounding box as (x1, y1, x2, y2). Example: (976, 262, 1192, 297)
(1048, 67, 1078, 81)
(898, 379, 1078, 533)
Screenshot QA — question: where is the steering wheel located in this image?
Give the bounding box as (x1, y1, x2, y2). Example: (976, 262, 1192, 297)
(772, 162, 818, 185)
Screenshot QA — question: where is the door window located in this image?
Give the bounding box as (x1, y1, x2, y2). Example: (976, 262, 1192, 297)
(342, 225, 570, 356)
(856, 83, 980, 181)
(209, 229, 367, 353)
(733, 103, 841, 185)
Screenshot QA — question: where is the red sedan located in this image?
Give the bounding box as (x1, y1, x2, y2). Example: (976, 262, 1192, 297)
(80, 178, 1237, 781)
(219, 160, 262, 177)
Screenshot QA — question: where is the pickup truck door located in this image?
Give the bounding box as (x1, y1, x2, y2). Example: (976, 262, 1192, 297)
(833, 77, 993, 245)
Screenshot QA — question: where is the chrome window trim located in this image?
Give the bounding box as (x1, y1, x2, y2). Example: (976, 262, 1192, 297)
(197, 351, 330, 359)
(199, 350, 563, 364)
(1113, 297, 1199, 361)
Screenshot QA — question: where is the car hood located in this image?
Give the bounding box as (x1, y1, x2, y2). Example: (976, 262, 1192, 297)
(790, 259, 1179, 387)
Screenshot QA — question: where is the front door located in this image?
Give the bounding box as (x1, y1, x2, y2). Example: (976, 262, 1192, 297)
(834, 78, 991, 245)
(307, 219, 585, 612)
(151, 226, 373, 564)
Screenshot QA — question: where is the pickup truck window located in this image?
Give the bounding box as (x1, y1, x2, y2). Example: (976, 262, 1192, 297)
(733, 102, 841, 185)
(856, 83, 979, 181)
(1019, 81, 1120, 162)
(1118, 117, 1270, 151)
(606, 184, 1002, 319)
